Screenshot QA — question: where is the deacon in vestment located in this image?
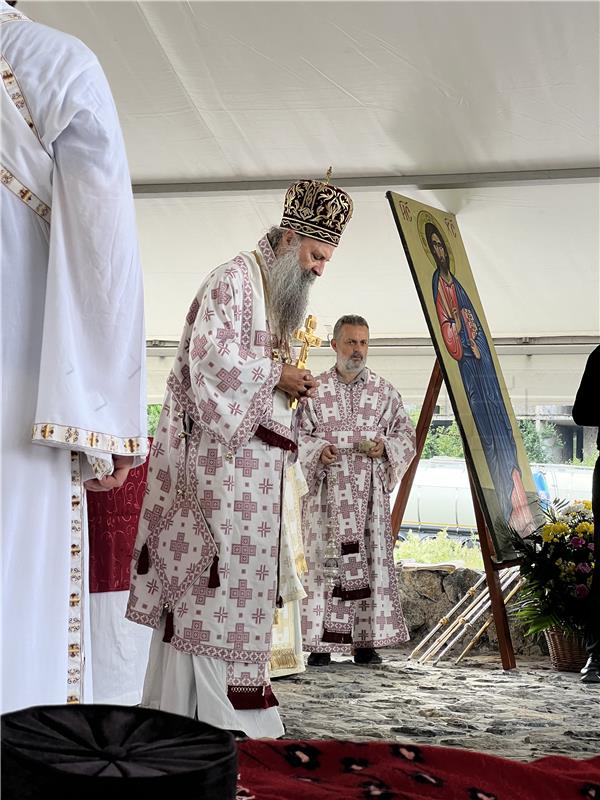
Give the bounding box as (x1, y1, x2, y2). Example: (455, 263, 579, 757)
(126, 177, 353, 737)
(0, 1, 147, 712)
(299, 315, 416, 666)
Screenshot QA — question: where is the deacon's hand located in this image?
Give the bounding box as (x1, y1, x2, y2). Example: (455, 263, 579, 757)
(85, 455, 135, 492)
(277, 364, 318, 400)
(366, 439, 385, 459)
(320, 444, 339, 465)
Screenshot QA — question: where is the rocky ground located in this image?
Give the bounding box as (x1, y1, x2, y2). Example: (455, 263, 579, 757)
(272, 644, 599, 762)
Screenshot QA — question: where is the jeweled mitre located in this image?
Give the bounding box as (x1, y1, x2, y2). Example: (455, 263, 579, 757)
(280, 178, 353, 246)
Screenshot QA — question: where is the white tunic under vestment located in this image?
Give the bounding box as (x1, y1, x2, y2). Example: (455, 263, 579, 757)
(127, 236, 297, 737)
(270, 462, 308, 678)
(299, 367, 416, 653)
(0, 3, 147, 712)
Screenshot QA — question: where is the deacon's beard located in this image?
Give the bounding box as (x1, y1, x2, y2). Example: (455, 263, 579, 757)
(268, 243, 316, 343)
(339, 355, 365, 375)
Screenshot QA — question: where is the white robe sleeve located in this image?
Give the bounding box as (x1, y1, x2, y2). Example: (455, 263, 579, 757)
(188, 265, 283, 450)
(376, 389, 416, 494)
(31, 62, 147, 461)
(298, 400, 330, 496)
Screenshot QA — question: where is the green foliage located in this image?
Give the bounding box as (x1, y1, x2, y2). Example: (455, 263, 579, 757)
(394, 528, 483, 570)
(517, 419, 563, 464)
(411, 410, 564, 464)
(415, 421, 465, 459)
(509, 499, 595, 635)
(517, 419, 546, 462)
(568, 453, 599, 468)
(147, 404, 162, 437)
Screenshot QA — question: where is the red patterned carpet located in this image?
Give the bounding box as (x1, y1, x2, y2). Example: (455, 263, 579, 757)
(236, 739, 600, 800)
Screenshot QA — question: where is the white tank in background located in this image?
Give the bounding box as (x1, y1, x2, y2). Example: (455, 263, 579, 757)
(394, 457, 593, 542)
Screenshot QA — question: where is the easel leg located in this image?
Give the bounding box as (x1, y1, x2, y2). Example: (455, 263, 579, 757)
(468, 470, 516, 670)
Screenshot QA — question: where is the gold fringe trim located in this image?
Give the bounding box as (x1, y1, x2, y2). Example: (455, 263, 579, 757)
(270, 647, 301, 671)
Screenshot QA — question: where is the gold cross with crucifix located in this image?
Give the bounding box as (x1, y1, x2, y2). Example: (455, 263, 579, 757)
(290, 314, 322, 409)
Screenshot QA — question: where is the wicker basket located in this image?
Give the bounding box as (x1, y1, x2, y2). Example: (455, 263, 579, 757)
(544, 628, 587, 672)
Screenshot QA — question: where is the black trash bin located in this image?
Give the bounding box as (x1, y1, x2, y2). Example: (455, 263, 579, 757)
(1, 704, 238, 799)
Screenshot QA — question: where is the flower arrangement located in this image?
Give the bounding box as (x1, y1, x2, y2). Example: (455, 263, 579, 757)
(510, 499, 595, 635)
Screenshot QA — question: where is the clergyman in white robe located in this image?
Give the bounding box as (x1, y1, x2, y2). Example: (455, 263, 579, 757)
(299, 353, 416, 657)
(0, 2, 147, 712)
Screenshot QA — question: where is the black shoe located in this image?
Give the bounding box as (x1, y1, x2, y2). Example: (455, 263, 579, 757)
(581, 656, 600, 684)
(353, 648, 382, 665)
(307, 652, 331, 667)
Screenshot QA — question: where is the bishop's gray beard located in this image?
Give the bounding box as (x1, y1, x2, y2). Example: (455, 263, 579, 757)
(268, 245, 316, 343)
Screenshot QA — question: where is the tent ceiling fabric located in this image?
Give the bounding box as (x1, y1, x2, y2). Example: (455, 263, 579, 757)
(22, 1, 600, 344)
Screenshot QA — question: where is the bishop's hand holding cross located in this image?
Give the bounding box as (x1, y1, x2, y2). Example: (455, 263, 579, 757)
(276, 315, 321, 405)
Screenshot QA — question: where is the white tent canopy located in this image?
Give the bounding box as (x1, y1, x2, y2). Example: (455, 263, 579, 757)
(22, 1, 600, 406)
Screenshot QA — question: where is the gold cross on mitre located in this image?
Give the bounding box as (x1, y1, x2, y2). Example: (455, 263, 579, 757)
(290, 314, 322, 409)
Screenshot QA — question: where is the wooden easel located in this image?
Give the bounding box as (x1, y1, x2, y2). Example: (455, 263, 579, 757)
(391, 359, 518, 670)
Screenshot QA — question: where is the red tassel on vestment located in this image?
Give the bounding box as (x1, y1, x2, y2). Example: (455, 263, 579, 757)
(162, 610, 174, 643)
(208, 554, 220, 588)
(136, 543, 150, 574)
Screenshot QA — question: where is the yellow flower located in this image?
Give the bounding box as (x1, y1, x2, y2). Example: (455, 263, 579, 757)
(575, 521, 593, 535)
(553, 522, 569, 535)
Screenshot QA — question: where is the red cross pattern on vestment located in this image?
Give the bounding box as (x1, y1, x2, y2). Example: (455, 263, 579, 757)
(227, 623, 250, 647)
(231, 535, 257, 564)
(217, 324, 236, 343)
(180, 365, 191, 391)
(169, 531, 189, 562)
(168, 425, 183, 450)
(234, 492, 257, 520)
(186, 298, 200, 325)
(252, 607, 266, 625)
(191, 334, 209, 361)
(199, 399, 222, 425)
(321, 390, 338, 408)
(338, 498, 355, 523)
(151, 440, 165, 458)
(257, 521, 271, 537)
(156, 468, 171, 493)
(198, 448, 223, 475)
(191, 579, 215, 603)
(143, 503, 164, 531)
(344, 556, 363, 578)
(183, 619, 211, 645)
(229, 579, 253, 608)
(216, 367, 242, 393)
(376, 610, 395, 630)
(255, 563, 269, 581)
(333, 471, 351, 492)
(235, 449, 259, 477)
(253, 330, 270, 348)
(258, 478, 273, 494)
(200, 490, 221, 517)
(211, 282, 232, 305)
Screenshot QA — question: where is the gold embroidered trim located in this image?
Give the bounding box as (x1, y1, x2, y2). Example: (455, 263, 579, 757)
(32, 421, 147, 456)
(1, 165, 50, 222)
(0, 10, 28, 26)
(66, 453, 83, 704)
(0, 54, 39, 138)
